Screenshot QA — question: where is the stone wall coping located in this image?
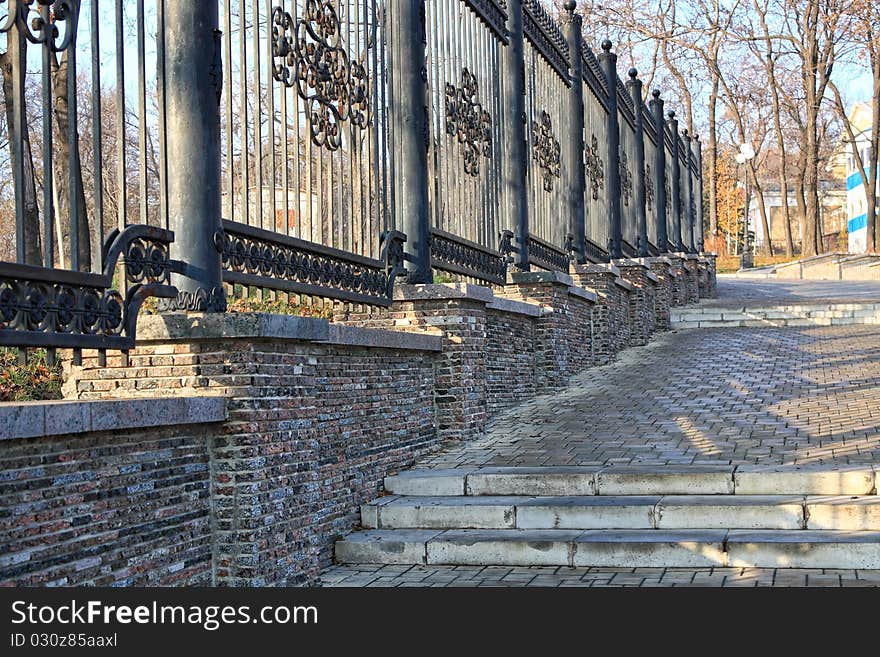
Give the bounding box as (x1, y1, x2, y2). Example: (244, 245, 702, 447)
(0, 396, 228, 442)
(486, 296, 543, 317)
(325, 324, 443, 351)
(567, 285, 598, 303)
(137, 313, 442, 352)
(612, 258, 650, 269)
(614, 277, 635, 292)
(139, 313, 330, 342)
(393, 282, 494, 303)
(648, 257, 673, 269)
(508, 270, 575, 287)
(571, 262, 621, 277)
(699, 252, 718, 259)
(645, 270, 660, 284)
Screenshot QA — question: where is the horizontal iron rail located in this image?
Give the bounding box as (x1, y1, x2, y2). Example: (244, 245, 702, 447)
(217, 220, 406, 307)
(429, 227, 510, 285)
(527, 232, 571, 272)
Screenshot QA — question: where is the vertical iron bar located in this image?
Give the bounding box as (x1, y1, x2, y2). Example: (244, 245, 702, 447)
(157, 0, 169, 231)
(563, 2, 585, 263)
(667, 110, 682, 252)
(137, 0, 148, 226)
(224, 0, 233, 223)
(9, 7, 26, 263)
(91, 0, 104, 246)
(252, 0, 264, 229)
(503, 0, 529, 270)
(115, 0, 126, 232)
(164, 1, 225, 311)
(650, 90, 667, 252)
(627, 68, 647, 257)
(695, 134, 704, 252)
(239, 3, 249, 225)
(265, 0, 277, 232)
(682, 129, 694, 252)
(390, 0, 431, 282)
(67, 2, 80, 271)
(599, 40, 621, 259)
(41, 4, 54, 268)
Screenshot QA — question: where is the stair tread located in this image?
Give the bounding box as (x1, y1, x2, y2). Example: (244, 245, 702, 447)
(366, 494, 880, 507)
(343, 528, 880, 541)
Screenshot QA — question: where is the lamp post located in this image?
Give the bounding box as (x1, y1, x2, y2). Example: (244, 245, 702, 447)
(736, 142, 755, 269)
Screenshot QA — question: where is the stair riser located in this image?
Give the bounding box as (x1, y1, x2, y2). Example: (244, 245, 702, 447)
(384, 468, 878, 497)
(364, 503, 878, 531)
(337, 539, 880, 569)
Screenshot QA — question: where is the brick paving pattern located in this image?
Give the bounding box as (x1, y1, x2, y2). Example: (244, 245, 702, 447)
(416, 325, 880, 468)
(321, 564, 880, 587)
(711, 278, 880, 307)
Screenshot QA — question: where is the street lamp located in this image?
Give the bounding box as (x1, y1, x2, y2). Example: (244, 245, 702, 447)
(736, 142, 755, 269)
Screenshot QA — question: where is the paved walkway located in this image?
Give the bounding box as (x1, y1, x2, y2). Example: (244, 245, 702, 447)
(322, 565, 880, 587)
(323, 280, 880, 587)
(419, 323, 880, 468)
(712, 277, 880, 307)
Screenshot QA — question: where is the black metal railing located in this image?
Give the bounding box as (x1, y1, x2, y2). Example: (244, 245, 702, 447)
(0, 0, 704, 354)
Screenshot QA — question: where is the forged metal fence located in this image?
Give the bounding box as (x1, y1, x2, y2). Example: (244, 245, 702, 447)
(0, 0, 703, 355)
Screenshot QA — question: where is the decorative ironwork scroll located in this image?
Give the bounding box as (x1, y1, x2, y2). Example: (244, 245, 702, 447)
(215, 220, 405, 306)
(0, 226, 176, 350)
(645, 163, 654, 212)
(619, 150, 633, 207)
(586, 134, 604, 201)
(429, 228, 509, 285)
(271, 2, 370, 151)
(528, 233, 570, 272)
(532, 111, 561, 193)
(445, 68, 492, 177)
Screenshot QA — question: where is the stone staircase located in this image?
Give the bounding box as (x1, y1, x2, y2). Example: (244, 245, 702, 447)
(335, 465, 880, 569)
(671, 302, 880, 329)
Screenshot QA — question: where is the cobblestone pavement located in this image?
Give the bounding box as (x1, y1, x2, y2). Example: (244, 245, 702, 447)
(321, 564, 880, 587)
(417, 324, 880, 467)
(712, 278, 880, 307)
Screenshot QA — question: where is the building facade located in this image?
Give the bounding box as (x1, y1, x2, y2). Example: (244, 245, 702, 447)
(843, 103, 876, 253)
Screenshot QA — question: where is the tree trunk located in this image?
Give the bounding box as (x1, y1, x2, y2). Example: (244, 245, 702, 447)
(708, 79, 719, 237)
(51, 49, 92, 272)
(0, 45, 42, 265)
(751, 170, 773, 256)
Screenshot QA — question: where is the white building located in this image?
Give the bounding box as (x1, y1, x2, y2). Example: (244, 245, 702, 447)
(842, 103, 876, 253)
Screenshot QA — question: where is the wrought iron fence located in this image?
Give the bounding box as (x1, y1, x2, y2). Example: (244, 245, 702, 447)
(424, 0, 511, 285)
(0, 0, 176, 363)
(0, 0, 704, 354)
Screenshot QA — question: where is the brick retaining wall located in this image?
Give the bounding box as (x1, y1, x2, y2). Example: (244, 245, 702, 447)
(2, 266, 717, 587)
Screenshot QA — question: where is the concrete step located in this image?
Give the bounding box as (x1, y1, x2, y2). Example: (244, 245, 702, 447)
(383, 465, 878, 497)
(335, 528, 880, 568)
(670, 302, 880, 329)
(362, 495, 880, 531)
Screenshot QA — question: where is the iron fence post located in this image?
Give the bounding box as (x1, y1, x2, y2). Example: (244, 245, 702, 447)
(598, 41, 622, 259)
(627, 69, 648, 257)
(694, 134, 704, 251)
(683, 129, 695, 253)
(502, 0, 530, 270)
(391, 0, 432, 283)
(164, 2, 225, 311)
(667, 110, 683, 252)
(563, 2, 586, 264)
(650, 90, 668, 252)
